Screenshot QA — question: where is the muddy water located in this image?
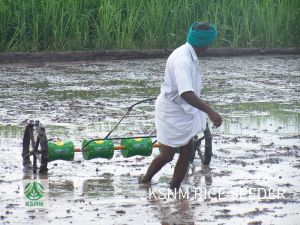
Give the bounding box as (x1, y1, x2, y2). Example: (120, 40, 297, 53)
(0, 55, 299, 225)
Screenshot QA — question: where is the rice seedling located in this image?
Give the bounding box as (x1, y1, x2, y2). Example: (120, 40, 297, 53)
(0, 0, 299, 52)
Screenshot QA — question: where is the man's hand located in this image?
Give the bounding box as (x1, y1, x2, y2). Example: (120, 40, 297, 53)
(207, 110, 222, 128)
(181, 91, 222, 127)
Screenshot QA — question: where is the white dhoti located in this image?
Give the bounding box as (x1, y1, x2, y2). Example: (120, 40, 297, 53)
(155, 95, 206, 147)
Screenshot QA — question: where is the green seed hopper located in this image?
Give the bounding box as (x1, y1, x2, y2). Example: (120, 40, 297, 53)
(47, 138, 159, 162)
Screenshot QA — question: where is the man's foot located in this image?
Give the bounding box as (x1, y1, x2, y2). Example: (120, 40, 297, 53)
(138, 174, 151, 184)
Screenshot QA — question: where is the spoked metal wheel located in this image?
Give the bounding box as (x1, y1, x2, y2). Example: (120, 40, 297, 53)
(22, 120, 48, 174)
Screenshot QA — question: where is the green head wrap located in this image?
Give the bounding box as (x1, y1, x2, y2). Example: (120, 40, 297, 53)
(187, 22, 217, 47)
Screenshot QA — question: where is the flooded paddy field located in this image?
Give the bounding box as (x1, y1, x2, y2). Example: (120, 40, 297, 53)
(0, 55, 299, 224)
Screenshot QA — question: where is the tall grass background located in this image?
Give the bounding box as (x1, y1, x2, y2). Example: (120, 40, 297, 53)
(0, 0, 299, 52)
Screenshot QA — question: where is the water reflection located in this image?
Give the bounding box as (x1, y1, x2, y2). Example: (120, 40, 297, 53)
(22, 170, 75, 198)
(136, 165, 213, 225)
(21, 174, 115, 200)
(154, 198, 194, 225)
(190, 164, 213, 187)
(0, 125, 23, 139)
(49, 180, 75, 198)
(153, 166, 212, 224)
(82, 178, 114, 197)
(22, 170, 48, 181)
(222, 114, 299, 135)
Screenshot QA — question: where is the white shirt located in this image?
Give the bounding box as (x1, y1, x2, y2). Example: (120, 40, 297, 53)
(155, 42, 206, 147)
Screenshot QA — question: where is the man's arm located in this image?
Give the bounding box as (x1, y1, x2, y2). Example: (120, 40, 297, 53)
(181, 91, 222, 127)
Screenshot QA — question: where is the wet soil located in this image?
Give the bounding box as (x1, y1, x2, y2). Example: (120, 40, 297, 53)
(0, 48, 299, 63)
(0, 55, 299, 224)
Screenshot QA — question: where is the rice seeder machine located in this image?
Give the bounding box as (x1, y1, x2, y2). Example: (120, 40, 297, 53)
(22, 98, 213, 174)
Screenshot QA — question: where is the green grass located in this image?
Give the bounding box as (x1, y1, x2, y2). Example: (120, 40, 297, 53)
(0, 0, 299, 52)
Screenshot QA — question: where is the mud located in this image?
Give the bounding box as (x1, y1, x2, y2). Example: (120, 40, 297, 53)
(0, 55, 299, 224)
(0, 48, 299, 63)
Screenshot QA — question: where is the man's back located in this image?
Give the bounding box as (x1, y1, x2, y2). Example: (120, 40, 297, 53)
(158, 42, 202, 115)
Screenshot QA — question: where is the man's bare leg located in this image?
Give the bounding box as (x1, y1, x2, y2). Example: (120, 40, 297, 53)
(169, 140, 194, 189)
(139, 144, 175, 183)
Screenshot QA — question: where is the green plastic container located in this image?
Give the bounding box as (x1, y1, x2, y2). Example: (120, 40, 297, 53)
(82, 139, 114, 160)
(48, 140, 74, 162)
(121, 138, 153, 158)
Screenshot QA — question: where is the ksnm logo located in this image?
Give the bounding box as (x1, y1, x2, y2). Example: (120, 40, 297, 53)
(24, 181, 45, 201)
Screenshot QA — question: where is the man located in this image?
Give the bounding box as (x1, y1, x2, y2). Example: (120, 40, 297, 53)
(139, 22, 222, 189)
